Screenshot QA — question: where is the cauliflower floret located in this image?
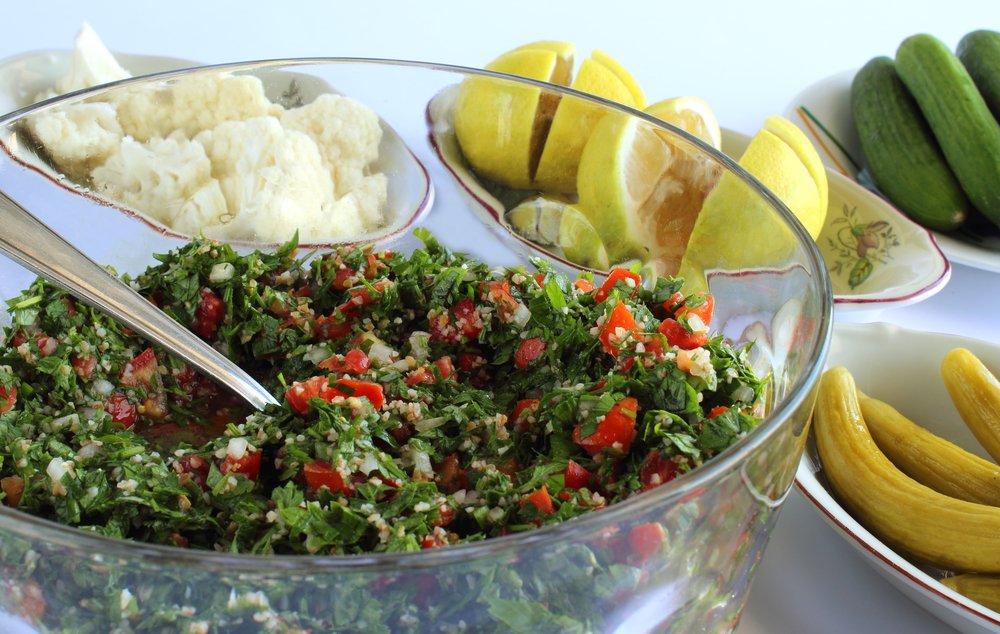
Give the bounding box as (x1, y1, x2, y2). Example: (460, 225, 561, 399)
(34, 23, 131, 100)
(112, 73, 281, 142)
(25, 102, 123, 180)
(327, 173, 388, 237)
(281, 94, 383, 197)
(196, 117, 346, 242)
(90, 134, 226, 232)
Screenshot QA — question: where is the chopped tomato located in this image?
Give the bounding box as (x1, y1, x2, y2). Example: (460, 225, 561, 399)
(405, 366, 434, 386)
(574, 278, 595, 293)
(192, 288, 226, 340)
(594, 268, 641, 303)
(480, 280, 520, 322)
(71, 354, 96, 379)
(332, 378, 385, 410)
(330, 266, 357, 290)
(451, 297, 483, 339)
(105, 392, 137, 428)
(512, 398, 540, 426)
(119, 348, 158, 387)
(1, 475, 23, 508)
(708, 405, 729, 418)
(639, 449, 678, 491)
(520, 485, 555, 515)
(175, 454, 211, 490)
(514, 337, 547, 369)
(598, 301, 637, 357)
(319, 348, 371, 375)
(628, 522, 667, 564)
(0, 385, 16, 413)
(457, 350, 484, 372)
(338, 278, 393, 316)
(434, 453, 468, 493)
(564, 459, 591, 489)
(314, 314, 354, 340)
(675, 292, 714, 327)
(302, 460, 352, 495)
(433, 356, 455, 381)
(658, 318, 708, 350)
(574, 396, 638, 456)
(285, 376, 337, 414)
(220, 449, 262, 481)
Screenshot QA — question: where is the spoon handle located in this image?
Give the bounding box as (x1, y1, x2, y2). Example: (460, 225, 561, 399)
(0, 190, 280, 410)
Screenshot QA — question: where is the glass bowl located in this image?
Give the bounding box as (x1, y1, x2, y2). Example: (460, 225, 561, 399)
(0, 57, 832, 633)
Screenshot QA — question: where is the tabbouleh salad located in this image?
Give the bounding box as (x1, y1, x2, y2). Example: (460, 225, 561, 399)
(0, 230, 764, 555)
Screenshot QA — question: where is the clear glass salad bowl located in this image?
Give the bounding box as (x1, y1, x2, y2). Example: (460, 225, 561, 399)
(0, 57, 832, 633)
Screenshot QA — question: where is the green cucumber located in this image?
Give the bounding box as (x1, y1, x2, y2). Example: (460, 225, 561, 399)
(957, 29, 1000, 122)
(896, 33, 1000, 229)
(851, 55, 969, 231)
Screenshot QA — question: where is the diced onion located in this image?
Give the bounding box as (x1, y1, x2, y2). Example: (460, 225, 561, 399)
(409, 331, 430, 361)
(359, 452, 380, 475)
(732, 385, 756, 403)
(209, 262, 236, 283)
(511, 302, 531, 328)
(303, 346, 332, 365)
(412, 450, 433, 477)
(368, 342, 395, 366)
(414, 417, 445, 433)
(227, 437, 249, 460)
(93, 379, 115, 396)
(49, 412, 80, 432)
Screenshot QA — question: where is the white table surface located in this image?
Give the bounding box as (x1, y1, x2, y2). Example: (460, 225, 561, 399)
(1, 2, 999, 632)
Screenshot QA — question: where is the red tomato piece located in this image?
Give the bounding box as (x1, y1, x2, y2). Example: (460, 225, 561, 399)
(285, 376, 336, 414)
(512, 398, 540, 424)
(708, 405, 729, 418)
(574, 278, 595, 293)
(191, 288, 226, 340)
(676, 293, 715, 327)
(220, 449, 262, 482)
(514, 337, 547, 369)
(175, 454, 211, 490)
(435, 453, 468, 493)
(314, 314, 354, 341)
(639, 449, 678, 491)
(574, 396, 639, 456)
(71, 354, 97, 379)
(520, 485, 555, 515)
(119, 347, 159, 387)
(628, 522, 667, 564)
(0, 385, 16, 413)
(480, 280, 520, 322)
(405, 366, 434, 386)
(1, 475, 23, 507)
(564, 459, 591, 489)
(658, 318, 708, 350)
(105, 392, 137, 428)
(302, 460, 352, 495)
(594, 268, 641, 303)
(333, 378, 385, 410)
(452, 297, 483, 339)
(433, 356, 455, 381)
(457, 350, 484, 372)
(331, 266, 357, 291)
(319, 348, 371, 375)
(598, 301, 637, 358)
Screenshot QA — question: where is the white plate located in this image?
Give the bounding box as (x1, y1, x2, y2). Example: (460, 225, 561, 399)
(783, 69, 1000, 273)
(797, 322, 1000, 634)
(426, 84, 949, 322)
(0, 50, 434, 251)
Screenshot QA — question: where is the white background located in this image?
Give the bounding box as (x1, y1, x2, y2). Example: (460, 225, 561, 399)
(1, 1, 999, 632)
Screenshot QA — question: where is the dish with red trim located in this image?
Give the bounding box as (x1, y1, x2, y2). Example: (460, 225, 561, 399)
(797, 322, 1000, 634)
(783, 69, 1000, 273)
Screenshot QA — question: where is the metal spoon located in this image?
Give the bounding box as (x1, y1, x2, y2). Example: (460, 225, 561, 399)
(0, 190, 280, 410)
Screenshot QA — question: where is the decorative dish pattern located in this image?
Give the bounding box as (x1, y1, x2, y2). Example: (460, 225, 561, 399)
(783, 69, 1000, 273)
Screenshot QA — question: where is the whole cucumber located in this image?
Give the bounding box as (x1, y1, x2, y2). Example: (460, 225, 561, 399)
(851, 56, 969, 231)
(957, 29, 1000, 122)
(896, 33, 1000, 229)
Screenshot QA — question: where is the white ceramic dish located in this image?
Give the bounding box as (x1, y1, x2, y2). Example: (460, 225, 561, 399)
(797, 322, 1000, 634)
(783, 68, 1000, 273)
(0, 50, 434, 251)
(426, 84, 949, 321)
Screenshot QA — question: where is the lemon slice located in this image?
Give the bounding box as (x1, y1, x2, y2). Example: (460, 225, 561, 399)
(676, 126, 824, 290)
(453, 43, 575, 189)
(534, 52, 642, 194)
(558, 205, 611, 270)
(762, 115, 829, 235)
(575, 104, 723, 273)
(645, 96, 722, 150)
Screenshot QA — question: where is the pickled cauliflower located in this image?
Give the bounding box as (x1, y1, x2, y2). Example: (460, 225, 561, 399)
(28, 25, 388, 243)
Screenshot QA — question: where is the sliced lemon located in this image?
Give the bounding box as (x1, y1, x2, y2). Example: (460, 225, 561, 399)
(534, 52, 642, 194)
(645, 96, 722, 150)
(762, 115, 828, 236)
(558, 204, 611, 270)
(575, 105, 723, 273)
(677, 127, 823, 291)
(453, 43, 575, 189)
(592, 49, 647, 109)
